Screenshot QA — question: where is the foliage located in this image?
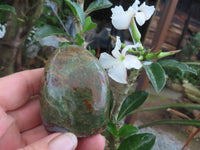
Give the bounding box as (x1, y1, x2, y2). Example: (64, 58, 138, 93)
(34, 0, 112, 46)
(118, 133, 156, 150)
(31, 0, 199, 149)
(144, 62, 166, 93)
(182, 32, 200, 61)
(0, 1, 12, 20)
(0, 3, 16, 24)
(164, 64, 200, 86)
(85, 0, 112, 14)
(34, 25, 68, 39)
(159, 59, 197, 75)
(34, 0, 68, 27)
(165, 32, 200, 86)
(0, 4, 16, 15)
(64, 0, 86, 27)
(117, 91, 148, 121)
(82, 16, 97, 33)
(106, 91, 154, 149)
(1, 0, 199, 149)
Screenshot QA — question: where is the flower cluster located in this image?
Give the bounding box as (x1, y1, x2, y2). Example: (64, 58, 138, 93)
(99, 0, 155, 84)
(111, 0, 155, 30)
(99, 36, 142, 84)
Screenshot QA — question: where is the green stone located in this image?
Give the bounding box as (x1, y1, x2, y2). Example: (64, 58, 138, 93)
(40, 45, 110, 137)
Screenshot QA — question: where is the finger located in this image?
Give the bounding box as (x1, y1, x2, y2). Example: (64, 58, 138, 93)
(19, 133, 60, 150)
(76, 134, 105, 150)
(19, 132, 77, 150)
(0, 68, 44, 111)
(8, 97, 41, 132)
(0, 107, 23, 150)
(21, 125, 49, 145)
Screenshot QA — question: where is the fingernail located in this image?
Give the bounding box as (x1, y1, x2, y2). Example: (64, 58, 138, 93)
(48, 133, 77, 150)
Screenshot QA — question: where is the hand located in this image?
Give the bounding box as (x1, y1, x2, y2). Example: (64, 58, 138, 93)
(0, 68, 105, 150)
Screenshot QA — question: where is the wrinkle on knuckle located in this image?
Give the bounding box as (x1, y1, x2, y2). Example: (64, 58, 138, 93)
(0, 107, 15, 138)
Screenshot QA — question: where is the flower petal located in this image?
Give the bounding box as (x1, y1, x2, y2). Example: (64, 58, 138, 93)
(111, 36, 121, 58)
(99, 53, 118, 69)
(111, 5, 133, 30)
(123, 55, 142, 69)
(139, 2, 155, 20)
(135, 12, 146, 26)
(108, 62, 127, 84)
(130, 0, 140, 11)
(121, 43, 142, 56)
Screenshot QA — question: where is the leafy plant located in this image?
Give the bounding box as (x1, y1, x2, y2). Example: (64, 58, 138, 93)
(0, 4, 16, 24)
(32, 1, 200, 149)
(181, 32, 200, 61)
(105, 91, 156, 149)
(1, 0, 199, 149)
(34, 0, 112, 46)
(130, 103, 200, 149)
(164, 61, 200, 86)
(0, 4, 16, 15)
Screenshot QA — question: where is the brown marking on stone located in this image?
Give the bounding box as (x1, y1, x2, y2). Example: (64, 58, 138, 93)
(51, 77, 60, 87)
(93, 124, 107, 134)
(83, 99, 93, 111)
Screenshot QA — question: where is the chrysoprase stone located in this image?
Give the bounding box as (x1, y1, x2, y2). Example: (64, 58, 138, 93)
(40, 45, 110, 137)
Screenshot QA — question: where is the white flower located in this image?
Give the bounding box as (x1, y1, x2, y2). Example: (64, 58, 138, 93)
(111, 5, 136, 30)
(111, 0, 155, 29)
(99, 36, 142, 84)
(135, 2, 155, 26)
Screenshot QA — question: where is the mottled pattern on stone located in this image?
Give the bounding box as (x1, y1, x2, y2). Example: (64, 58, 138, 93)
(40, 46, 110, 137)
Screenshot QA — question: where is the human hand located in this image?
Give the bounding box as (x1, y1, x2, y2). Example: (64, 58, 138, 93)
(0, 68, 105, 150)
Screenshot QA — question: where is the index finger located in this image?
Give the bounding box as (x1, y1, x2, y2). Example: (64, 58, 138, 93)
(0, 68, 44, 111)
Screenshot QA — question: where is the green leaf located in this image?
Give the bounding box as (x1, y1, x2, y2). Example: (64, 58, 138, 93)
(88, 47, 96, 56)
(0, 5, 16, 15)
(117, 133, 156, 150)
(76, 33, 84, 46)
(159, 59, 197, 75)
(139, 120, 200, 129)
(132, 103, 200, 115)
(85, 0, 112, 14)
(118, 125, 139, 138)
(144, 62, 166, 93)
(82, 16, 97, 33)
(59, 42, 72, 48)
(17, 18, 25, 22)
(34, 25, 67, 39)
(117, 91, 148, 121)
(64, 0, 85, 27)
(106, 122, 118, 138)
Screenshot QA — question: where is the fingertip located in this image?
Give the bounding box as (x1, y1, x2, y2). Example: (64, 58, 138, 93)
(48, 133, 77, 150)
(19, 132, 78, 150)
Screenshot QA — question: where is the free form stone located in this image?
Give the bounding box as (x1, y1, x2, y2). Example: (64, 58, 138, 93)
(40, 45, 110, 137)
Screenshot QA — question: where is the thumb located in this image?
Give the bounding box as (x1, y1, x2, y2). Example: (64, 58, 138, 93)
(19, 132, 78, 150)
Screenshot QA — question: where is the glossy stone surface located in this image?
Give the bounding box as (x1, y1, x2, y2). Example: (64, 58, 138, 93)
(40, 46, 110, 137)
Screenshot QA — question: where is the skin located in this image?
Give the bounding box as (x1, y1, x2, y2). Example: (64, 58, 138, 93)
(0, 68, 105, 150)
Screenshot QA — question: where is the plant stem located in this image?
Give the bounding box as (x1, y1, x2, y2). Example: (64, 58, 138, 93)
(51, 7, 70, 35)
(77, 0, 84, 9)
(110, 69, 140, 121)
(74, 0, 85, 46)
(109, 79, 130, 120)
(103, 130, 118, 150)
